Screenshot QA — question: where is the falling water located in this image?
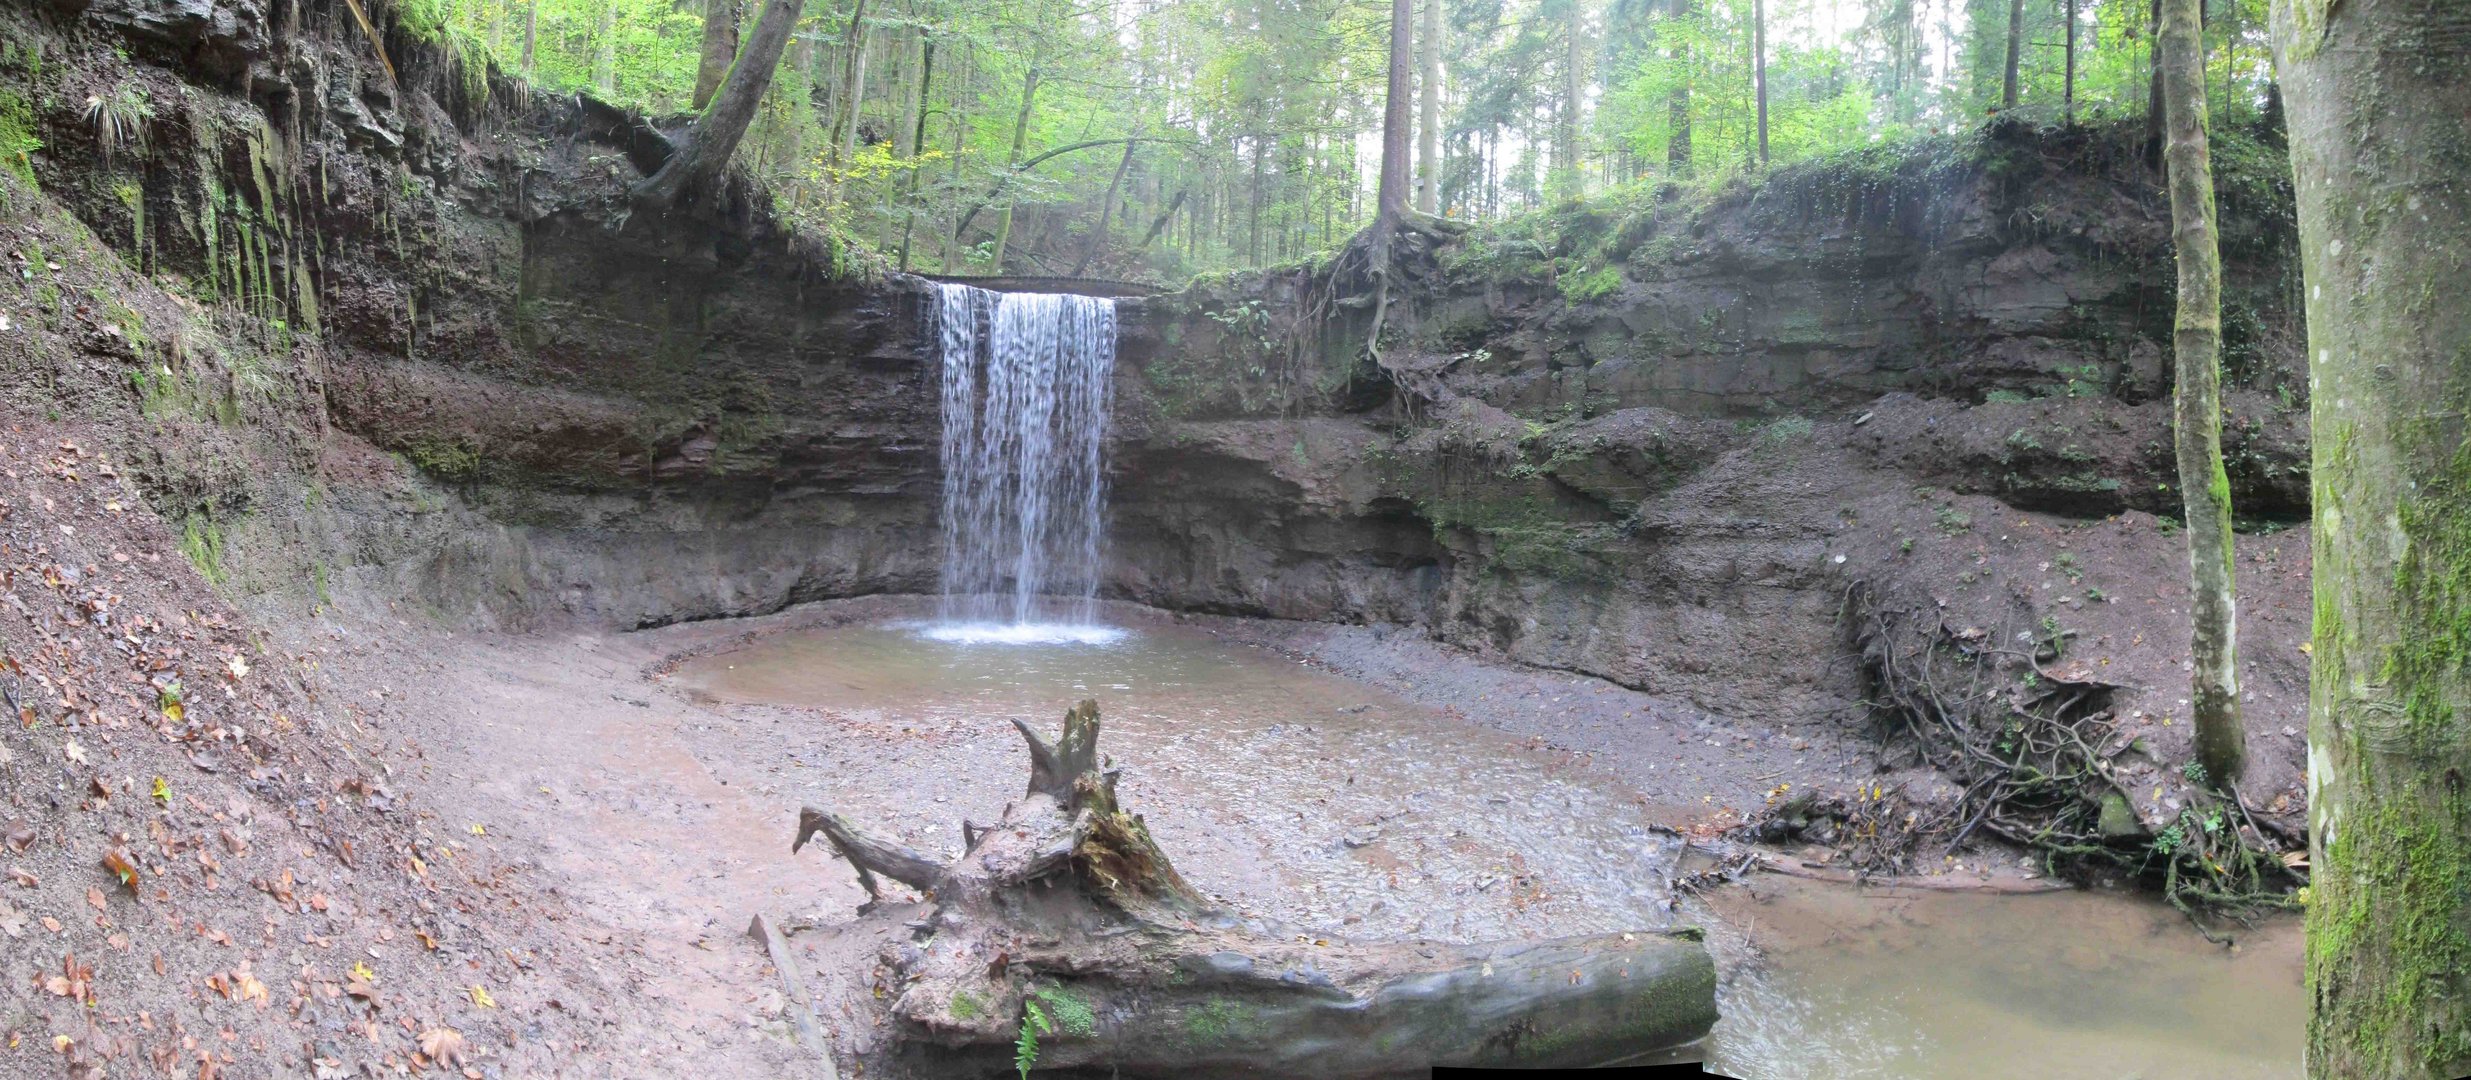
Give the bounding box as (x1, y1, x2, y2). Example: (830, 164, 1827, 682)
(927, 284, 1120, 644)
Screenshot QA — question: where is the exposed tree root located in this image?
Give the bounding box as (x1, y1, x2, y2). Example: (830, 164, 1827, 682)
(1290, 215, 1462, 418)
(1820, 581, 2301, 919)
(795, 700, 1716, 1078)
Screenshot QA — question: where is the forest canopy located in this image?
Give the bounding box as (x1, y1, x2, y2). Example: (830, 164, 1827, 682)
(390, 0, 2280, 280)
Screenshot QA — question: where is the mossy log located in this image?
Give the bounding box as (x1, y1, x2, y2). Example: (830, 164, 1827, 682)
(793, 700, 1716, 1077)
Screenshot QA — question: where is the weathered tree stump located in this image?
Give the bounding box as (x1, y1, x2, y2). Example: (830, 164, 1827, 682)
(793, 700, 1716, 1077)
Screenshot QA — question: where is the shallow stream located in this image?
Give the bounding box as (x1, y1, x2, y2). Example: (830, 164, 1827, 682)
(674, 616, 2301, 1078)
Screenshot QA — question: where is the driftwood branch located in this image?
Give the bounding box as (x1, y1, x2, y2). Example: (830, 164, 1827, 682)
(792, 700, 1716, 1076)
(793, 807, 943, 900)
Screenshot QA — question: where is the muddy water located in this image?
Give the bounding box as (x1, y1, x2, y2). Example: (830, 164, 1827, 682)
(673, 616, 2302, 1079)
(1698, 879, 2301, 1078)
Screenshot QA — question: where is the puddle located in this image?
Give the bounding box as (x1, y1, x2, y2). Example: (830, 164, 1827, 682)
(674, 615, 2303, 1078)
(1699, 877, 2303, 1079)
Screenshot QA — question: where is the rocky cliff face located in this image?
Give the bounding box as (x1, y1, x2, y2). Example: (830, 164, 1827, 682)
(1105, 121, 2307, 727)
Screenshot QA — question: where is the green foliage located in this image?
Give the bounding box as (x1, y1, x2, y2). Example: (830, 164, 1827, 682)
(949, 990, 986, 1021)
(0, 88, 36, 187)
(180, 512, 229, 586)
(1557, 263, 1622, 303)
(1029, 985, 1095, 1037)
(1015, 998, 1051, 1078)
(82, 86, 152, 161)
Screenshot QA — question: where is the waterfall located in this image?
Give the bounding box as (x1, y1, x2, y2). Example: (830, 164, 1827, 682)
(927, 283, 1119, 643)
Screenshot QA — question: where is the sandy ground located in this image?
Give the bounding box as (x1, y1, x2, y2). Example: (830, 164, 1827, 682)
(259, 593, 2114, 1078)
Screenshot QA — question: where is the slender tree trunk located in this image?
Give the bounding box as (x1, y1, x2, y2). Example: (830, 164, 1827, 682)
(2272, 1, 2471, 1076)
(1134, 189, 1183, 252)
(1072, 140, 1135, 275)
(827, 0, 874, 167)
(630, 0, 806, 207)
(1752, 0, 1768, 164)
(2161, 0, 2242, 788)
(990, 60, 1040, 271)
(521, 0, 538, 77)
(593, 0, 618, 95)
(2145, 0, 2165, 165)
(1555, 0, 1583, 192)
(1247, 143, 1264, 265)
(2002, 0, 2024, 108)
(2063, 0, 2076, 122)
(1666, 0, 1692, 174)
(1416, 0, 1442, 214)
(896, 35, 935, 271)
(693, 0, 742, 110)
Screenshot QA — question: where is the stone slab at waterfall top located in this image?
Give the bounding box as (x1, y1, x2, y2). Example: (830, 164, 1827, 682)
(794, 700, 1719, 1077)
(932, 285, 1119, 635)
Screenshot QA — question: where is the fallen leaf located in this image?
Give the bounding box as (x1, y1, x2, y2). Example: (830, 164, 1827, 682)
(62, 740, 87, 765)
(467, 984, 495, 1009)
(102, 848, 138, 892)
(10, 866, 38, 887)
(0, 901, 24, 938)
(224, 655, 250, 680)
(417, 1028, 466, 1066)
(151, 777, 170, 804)
(85, 886, 104, 912)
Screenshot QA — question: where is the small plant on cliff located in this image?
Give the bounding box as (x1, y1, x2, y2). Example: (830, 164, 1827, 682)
(83, 87, 152, 163)
(0, 89, 37, 187)
(1014, 998, 1052, 1078)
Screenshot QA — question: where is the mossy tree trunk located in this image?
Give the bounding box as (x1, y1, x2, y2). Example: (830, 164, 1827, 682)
(2160, 0, 2243, 788)
(2271, 0, 2471, 1075)
(691, 0, 741, 111)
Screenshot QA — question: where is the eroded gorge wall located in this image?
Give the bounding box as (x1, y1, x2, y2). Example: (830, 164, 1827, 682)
(6, 2, 2307, 766)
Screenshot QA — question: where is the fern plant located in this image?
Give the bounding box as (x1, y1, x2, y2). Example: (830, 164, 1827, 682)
(1014, 999, 1052, 1078)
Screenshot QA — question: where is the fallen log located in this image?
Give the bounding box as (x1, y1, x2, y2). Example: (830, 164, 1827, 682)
(793, 700, 1716, 1077)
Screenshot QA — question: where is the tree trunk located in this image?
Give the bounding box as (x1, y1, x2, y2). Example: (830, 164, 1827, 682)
(2063, 0, 2076, 122)
(593, 0, 617, 95)
(826, 0, 874, 167)
(2271, 0, 2471, 1075)
(796, 702, 1717, 1077)
(1416, 0, 1442, 214)
(1072, 140, 1135, 275)
(2144, 0, 2164, 166)
(2161, 0, 2243, 789)
(2001, 0, 2024, 108)
(1376, 0, 1414, 224)
(1134, 188, 1184, 252)
(1665, 0, 1691, 174)
(896, 34, 935, 271)
(630, 0, 806, 208)
(521, 0, 537, 77)
(692, 0, 741, 110)
(1752, 0, 1768, 164)
(990, 60, 1042, 271)
(1555, 0, 1583, 192)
